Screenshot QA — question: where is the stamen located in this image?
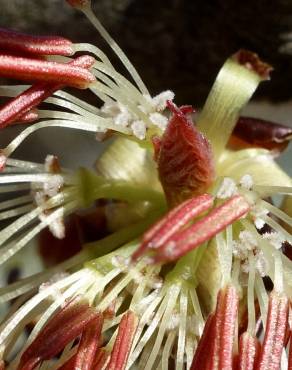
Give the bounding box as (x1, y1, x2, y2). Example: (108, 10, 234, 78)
(238, 332, 260, 370)
(18, 298, 100, 370)
(107, 311, 138, 370)
(62, 313, 103, 370)
(91, 349, 110, 370)
(0, 55, 95, 88)
(76, 2, 149, 95)
(190, 314, 215, 369)
(0, 28, 74, 56)
(132, 194, 214, 260)
(154, 194, 250, 262)
(257, 291, 289, 370)
(209, 285, 239, 369)
(0, 55, 95, 128)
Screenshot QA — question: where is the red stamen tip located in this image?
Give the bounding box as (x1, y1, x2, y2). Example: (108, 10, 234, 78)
(238, 332, 261, 370)
(132, 193, 214, 261)
(154, 194, 250, 263)
(18, 298, 101, 370)
(0, 28, 74, 56)
(0, 54, 95, 89)
(107, 311, 138, 370)
(256, 291, 289, 370)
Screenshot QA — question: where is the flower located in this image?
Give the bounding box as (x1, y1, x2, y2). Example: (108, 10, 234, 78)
(0, 1, 291, 369)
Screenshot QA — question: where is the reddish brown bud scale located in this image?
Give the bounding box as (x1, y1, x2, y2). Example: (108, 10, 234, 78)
(231, 116, 292, 152)
(18, 299, 100, 370)
(66, 0, 90, 8)
(238, 332, 260, 370)
(256, 291, 289, 370)
(155, 101, 215, 206)
(0, 55, 95, 128)
(154, 194, 250, 263)
(107, 311, 138, 370)
(232, 49, 273, 80)
(190, 314, 215, 370)
(0, 54, 95, 89)
(132, 194, 214, 260)
(0, 28, 74, 56)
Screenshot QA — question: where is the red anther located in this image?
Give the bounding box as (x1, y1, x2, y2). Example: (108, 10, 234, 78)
(288, 330, 292, 370)
(0, 54, 95, 89)
(238, 332, 260, 370)
(132, 193, 214, 261)
(0, 28, 73, 56)
(18, 298, 100, 370)
(230, 116, 292, 152)
(92, 349, 110, 370)
(0, 55, 95, 128)
(256, 291, 289, 370)
(107, 311, 138, 370)
(190, 314, 215, 370)
(17, 109, 39, 124)
(154, 194, 250, 263)
(58, 313, 103, 370)
(209, 285, 239, 370)
(155, 100, 215, 206)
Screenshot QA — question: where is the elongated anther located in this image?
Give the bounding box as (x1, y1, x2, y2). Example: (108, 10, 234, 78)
(190, 314, 215, 370)
(209, 285, 239, 370)
(256, 291, 289, 370)
(0, 28, 74, 56)
(18, 298, 100, 370)
(132, 193, 214, 260)
(288, 330, 292, 370)
(238, 332, 261, 370)
(155, 194, 250, 262)
(92, 349, 110, 370)
(0, 55, 95, 128)
(71, 313, 103, 370)
(17, 109, 39, 124)
(0, 54, 95, 88)
(107, 311, 138, 370)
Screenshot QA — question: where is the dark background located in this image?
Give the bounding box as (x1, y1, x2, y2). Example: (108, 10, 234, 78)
(1, 0, 292, 106)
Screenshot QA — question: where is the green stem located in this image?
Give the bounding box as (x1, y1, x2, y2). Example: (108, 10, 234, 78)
(78, 168, 165, 208)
